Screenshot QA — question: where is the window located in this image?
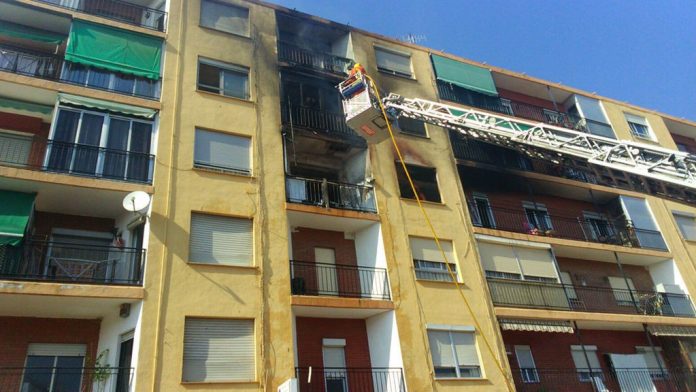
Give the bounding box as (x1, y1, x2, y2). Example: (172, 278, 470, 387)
(194, 129, 251, 175)
(200, 0, 249, 36)
(625, 113, 653, 140)
(560, 271, 578, 300)
(428, 328, 481, 379)
(396, 117, 427, 137)
(396, 163, 441, 202)
(515, 345, 539, 383)
(619, 195, 667, 250)
(0, 129, 33, 166)
(677, 143, 690, 153)
(477, 242, 559, 282)
(582, 211, 615, 241)
(522, 201, 553, 232)
(22, 344, 86, 392)
(115, 331, 134, 392)
(198, 59, 249, 99)
(183, 318, 255, 382)
(410, 237, 457, 282)
(674, 212, 696, 240)
(470, 193, 495, 228)
(189, 213, 253, 266)
(636, 346, 667, 379)
(608, 276, 636, 306)
(62, 62, 160, 98)
(571, 345, 602, 382)
(375, 46, 412, 77)
(47, 107, 153, 182)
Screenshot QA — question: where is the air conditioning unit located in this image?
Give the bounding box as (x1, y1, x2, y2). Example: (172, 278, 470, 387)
(278, 378, 298, 392)
(655, 283, 683, 294)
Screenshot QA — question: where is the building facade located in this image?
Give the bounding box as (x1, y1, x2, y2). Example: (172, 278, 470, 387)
(3, 1, 696, 392)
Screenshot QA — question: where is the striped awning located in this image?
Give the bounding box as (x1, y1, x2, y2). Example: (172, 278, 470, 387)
(648, 325, 696, 337)
(499, 319, 574, 333)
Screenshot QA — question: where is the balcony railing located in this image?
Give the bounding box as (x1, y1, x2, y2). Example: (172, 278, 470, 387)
(0, 240, 145, 286)
(437, 81, 613, 136)
(295, 368, 405, 392)
(281, 102, 363, 143)
(35, 0, 167, 31)
(511, 368, 696, 392)
(0, 366, 133, 392)
(290, 260, 390, 300)
(278, 42, 353, 75)
(286, 176, 377, 213)
(487, 278, 696, 317)
(0, 45, 161, 99)
(468, 201, 667, 250)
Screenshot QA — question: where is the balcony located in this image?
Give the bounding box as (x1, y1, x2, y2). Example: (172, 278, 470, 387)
(487, 278, 696, 317)
(0, 240, 145, 286)
(286, 176, 376, 213)
(35, 0, 167, 31)
(281, 102, 362, 143)
(0, 366, 132, 392)
(0, 45, 161, 100)
(510, 368, 696, 392)
(295, 368, 405, 392)
(290, 260, 390, 300)
(278, 42, 353, 76)
(467, 201, 667, 251)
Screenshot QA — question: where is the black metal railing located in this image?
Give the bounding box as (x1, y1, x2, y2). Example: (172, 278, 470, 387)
(281, 102, 362, 143)
(0, 241, 145, 285)
(0, 45, 161, 99)
(511, 368, 696, 392)
(487, 278, 696, 317)
(437, 81, 614, 137)
(0, 366, 133, 392)
(286, 176, 377, 213)
(35, 0, 167, 31)
(295, 368, 405, 392)
(278, 42, 353, 75)
(468, 201, 667, 250)
(290, 260, 390, 300)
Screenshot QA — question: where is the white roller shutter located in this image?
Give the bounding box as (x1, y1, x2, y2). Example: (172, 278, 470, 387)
(189, 213, 252, 266)
(183, 318, 255, 382)
(194, 129, 251, 174)
(375, 47, 412, 76)
(477, 242, 521, 275)
(452, 332, 480, 367)
(428, 330, 455, 368)
(27, 343, 86, 356)
(409, 237, 455, 263)
(515, 247, 558, 279)
(571, 345, 601, 370)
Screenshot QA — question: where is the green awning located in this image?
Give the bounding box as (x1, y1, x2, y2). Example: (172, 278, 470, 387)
(58, 93, 156, 119)
(0, 22, 66, 44)
(431, 54, 498, 96)
(0, 97, 53, 115)
(65, 20, 163, 80)
(0, 190, 35, 246)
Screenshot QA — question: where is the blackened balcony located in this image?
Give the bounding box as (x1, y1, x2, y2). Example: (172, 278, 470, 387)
(0, 45, 161, 100)
(286, 176, 377, 213)
(511, 367, 696, 392)
(295, 368, 405, 392)
(0, 366, 133, 392)
(290, 260, 390, 300)
(281, 102, 363, 144)
(487, 278, 696, 317)
(278, 42, 353, 76)
(0, 240, 145, 286)
(468, 201, 667, 251)
(36, 0, 167, 31)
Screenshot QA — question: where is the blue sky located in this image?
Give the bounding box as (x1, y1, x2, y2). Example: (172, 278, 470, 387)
(271, 0, 696, 122)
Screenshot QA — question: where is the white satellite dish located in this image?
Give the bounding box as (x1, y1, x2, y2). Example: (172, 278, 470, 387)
(122, 191, 151, 213)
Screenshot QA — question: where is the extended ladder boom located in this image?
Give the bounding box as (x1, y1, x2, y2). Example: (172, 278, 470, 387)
(339, 72, 696, 205)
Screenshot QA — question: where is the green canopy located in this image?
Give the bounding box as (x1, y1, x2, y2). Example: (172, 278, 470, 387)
(58, 93, 156, 119)
(0, 22, 66, 44)
(65, 20, 163, 80)
(0, 190, 35, 246)
(431, 54, 498, 96)
(0, 97, 53, 115)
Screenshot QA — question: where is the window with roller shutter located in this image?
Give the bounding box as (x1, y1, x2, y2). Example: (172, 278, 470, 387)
(188, 213, 253, 266)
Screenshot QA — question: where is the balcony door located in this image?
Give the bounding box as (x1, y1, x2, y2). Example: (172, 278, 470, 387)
(115, 331, 134, 392)
(315, 247, 337, 295)
(103, 118, 153, 182)
(47, 231, 114, 282)
(323, 343, 348, 392)
(22, 343, 86, 392)
(619, 196, 667, 250)
(47, 109, 104, 175)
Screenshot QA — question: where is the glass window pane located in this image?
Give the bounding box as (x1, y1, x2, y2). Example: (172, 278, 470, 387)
(675, 214, 696, 240)
(53, 356, 84, 391)
(86, 68, 111, 89)
(200, 0, 249, 36)
(114, 74, 136, 94)
(102, 119, 130, 179)
(198, 63, 221, 93)
(63, 62, 88, 84)
(48, 110, 81, 172)
(127, 122, 153, 182)
(72, 113, 104, 175)
(23, 356, 55, 391)
(194, 129, 250, 173)
(222, 69, 248, 99)
(452, 332, 480, 367)
(375, 48, 412, 76)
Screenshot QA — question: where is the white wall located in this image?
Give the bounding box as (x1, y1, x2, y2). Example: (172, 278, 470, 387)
(355, 224, 389, 299)
(366, 311, 405, 392)
(331, 33, 354, 59)
(96, 300, 142, 392)
(649, 259, 688, 294)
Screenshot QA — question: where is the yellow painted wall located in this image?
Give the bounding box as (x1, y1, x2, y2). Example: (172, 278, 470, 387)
(602, 100, 678, 149)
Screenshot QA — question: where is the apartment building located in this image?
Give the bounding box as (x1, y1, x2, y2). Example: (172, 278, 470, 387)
(3, 1, 696, 392)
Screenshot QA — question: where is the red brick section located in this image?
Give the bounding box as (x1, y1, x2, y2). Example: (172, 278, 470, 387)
(291, 228, 361, 296)
(558, 257, 655, 291)
(502, 330, 680, 392)
(0, 111, 50, 167)
(31, 211, 115, 239)
(296, 317, 373, 392)
(0, 316, 101, 390)
(672, 134, 696, 154)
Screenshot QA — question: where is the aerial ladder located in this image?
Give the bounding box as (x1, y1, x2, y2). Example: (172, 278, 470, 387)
(338, 69, 696, 205)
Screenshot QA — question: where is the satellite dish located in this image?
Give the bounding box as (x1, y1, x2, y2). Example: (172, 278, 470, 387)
(123, 191, 151, 213)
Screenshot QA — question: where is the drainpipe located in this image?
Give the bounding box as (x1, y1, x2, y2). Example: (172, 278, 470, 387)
(573, 321, 599, 392)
